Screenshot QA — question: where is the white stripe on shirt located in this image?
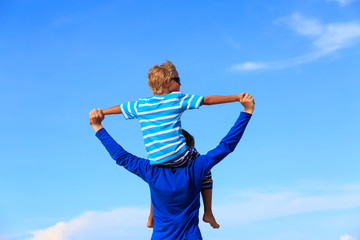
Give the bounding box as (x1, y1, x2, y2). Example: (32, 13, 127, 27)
(120, 104, 128, 119)
(128, 102, 135, 118)
(152, 96, 164, 100)
(139, 114, 181, 123)
(139, 98, 179, 107)
(143, 127, 181, 139)
(145, 135, 182, 147)
(147, 140, 183, 154)
(141, 119, 180, 131)
(138, 106, 181, 116)
(134, 101, 138, 115)
(186, 95, 195, 110)
(195, 97, 202, 108)
(149, 142, 186, 161)
(180, 94, 188, 108)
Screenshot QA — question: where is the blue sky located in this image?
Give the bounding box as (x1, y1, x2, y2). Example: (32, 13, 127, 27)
(1, 0, 359, 239)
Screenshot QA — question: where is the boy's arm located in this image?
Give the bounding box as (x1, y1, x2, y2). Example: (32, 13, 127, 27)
(102, 105, 122, 115)
(201, 93, 255, 108)
(88, 106, 122, 125)
(201, 94, 240, 106)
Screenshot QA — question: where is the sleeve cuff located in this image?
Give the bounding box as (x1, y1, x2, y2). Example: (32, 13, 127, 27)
(120, 104, 129, 120)
(95, 128, 107, 139)
(240, 111, 252, 118)
(195, 96, 204, 109)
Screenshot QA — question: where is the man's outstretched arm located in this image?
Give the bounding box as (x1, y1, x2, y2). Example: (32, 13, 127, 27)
(196, 93, 254, 175)
(89, 109, 151, 182)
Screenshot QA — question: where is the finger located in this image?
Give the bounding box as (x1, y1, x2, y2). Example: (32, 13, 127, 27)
(239, 92, 245, 101)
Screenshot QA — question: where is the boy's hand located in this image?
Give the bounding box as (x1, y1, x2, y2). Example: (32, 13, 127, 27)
(239, 93, 255, 114)
(89, 109, 105, 132)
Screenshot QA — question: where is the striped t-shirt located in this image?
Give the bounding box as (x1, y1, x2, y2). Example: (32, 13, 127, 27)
(120, 91, 204, 165)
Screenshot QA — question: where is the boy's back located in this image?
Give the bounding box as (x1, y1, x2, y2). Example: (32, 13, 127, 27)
(120, 91, 204, 164)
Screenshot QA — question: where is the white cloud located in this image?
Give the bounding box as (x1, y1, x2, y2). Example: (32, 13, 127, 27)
(214, 190, 360, 225)
(25, 184, 360, 240)
(283, 13, 323, 37)
(230, 62, 269, 71)
(315, 22, 360, 53)
(230, 13, 360, 71)
(27, 208, 151, 240)
(341, 234, 358, 240)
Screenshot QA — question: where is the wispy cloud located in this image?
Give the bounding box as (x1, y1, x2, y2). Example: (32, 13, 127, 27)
(27, 208, 151, 240)
(230, 13, 360, 71)
(25, 184, 360, 240)
(341, 234, 358, 240)
(215, 189, 360, 225)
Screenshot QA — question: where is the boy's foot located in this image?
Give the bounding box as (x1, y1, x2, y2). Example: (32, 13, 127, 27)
(146, 216, 154, 228)
(203, 213, 220, 229)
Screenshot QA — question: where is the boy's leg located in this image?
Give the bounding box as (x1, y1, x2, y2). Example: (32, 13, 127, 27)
(147, 201, 154, 228)
(201, 172, 220, 229)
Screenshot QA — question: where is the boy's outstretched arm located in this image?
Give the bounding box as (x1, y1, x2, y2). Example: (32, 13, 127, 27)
(197, 93, 255, 175)
(201, 93, 253, 108)
(89, 106, 122, 125)
(102, 105, 122, 115)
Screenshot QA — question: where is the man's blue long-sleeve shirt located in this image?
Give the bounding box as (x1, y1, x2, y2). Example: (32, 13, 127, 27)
(96, 111, 252, 240)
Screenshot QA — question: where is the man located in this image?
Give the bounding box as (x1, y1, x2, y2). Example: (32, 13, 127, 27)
(89, 93, 254, 240)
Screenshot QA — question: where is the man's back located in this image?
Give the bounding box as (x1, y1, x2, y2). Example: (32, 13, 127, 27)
(148, 164, 203, 239)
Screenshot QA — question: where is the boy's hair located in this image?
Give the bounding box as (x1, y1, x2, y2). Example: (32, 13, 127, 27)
(182, 129, 195, 147)
(147, 60, 177, 95)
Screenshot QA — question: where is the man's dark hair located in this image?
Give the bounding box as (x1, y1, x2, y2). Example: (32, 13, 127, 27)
(182, 129, 195, 147)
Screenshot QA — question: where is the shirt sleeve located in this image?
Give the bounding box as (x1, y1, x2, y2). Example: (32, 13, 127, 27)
(194, 111, 252, 179)
(179, 93, 204, 110)
(120, 101, 139, 120)
(95, 128, 151, 182)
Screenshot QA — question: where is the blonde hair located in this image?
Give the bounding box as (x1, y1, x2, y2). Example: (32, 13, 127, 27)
(147, 60, 177, 95)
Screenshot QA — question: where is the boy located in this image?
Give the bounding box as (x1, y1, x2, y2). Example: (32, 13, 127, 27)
(99, 60, 245, 228)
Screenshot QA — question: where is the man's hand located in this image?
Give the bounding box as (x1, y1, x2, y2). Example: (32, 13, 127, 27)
(239, 93, 255, 114)
(89, 108, 105, 132)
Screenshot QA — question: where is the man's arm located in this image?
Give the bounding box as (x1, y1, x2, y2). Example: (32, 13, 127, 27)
(201, 93, 254, 112)
(89, 109, 151, 182)
(195, 93, 254, 176)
